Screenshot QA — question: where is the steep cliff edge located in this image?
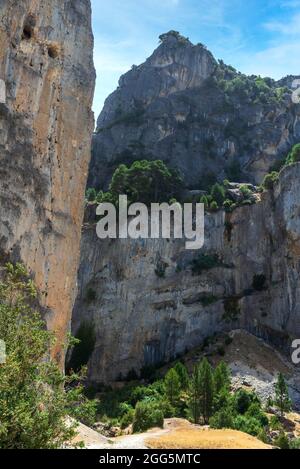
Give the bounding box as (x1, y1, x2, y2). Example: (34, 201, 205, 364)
(89, 31, 300, 189)
(73, 163, 300, 384)
(0, 1, 95, 363)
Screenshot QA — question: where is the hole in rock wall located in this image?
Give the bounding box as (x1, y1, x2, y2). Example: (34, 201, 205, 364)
(48, 45, 59, 59)
(22, 15, 36, 40)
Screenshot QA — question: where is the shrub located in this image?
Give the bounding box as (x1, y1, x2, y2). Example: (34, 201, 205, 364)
(286, 143, 300, 164)
(245, 402, 268, 427)
(262, 171, 279, 190)
(234, 389, 255, 414)
(210, 183, 225, 206)
(191, 253, 220, 275)
(233, 415, 262, 436)
(132, 401, 164, 433)
(210, 201, 219, 211)
(223, 199, 233, 211)
(290, 438, 300, 449)
(274, 431, 290, 449)
(0, 263, 94, 449)
(120, 408, 135, 429)
(210, 408, 234, 429)
(86, 188, 97, 202)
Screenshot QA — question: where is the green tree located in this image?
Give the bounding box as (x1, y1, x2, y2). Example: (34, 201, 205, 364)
(186, 358, 216, 425)
(174, 362, 189, 390)
(164, 368, 181, 407)
(275, 373, 291, 417)
(0, 263, 95, 449)
(187, 364, 202, 424)
(213, 361, 230, 394)
(109, 160, 183, 205)
(198, 358, 214, 424)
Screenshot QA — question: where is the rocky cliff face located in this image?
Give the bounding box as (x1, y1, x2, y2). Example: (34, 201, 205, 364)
(73, 163, 300, 384)
(0, 0, 95, 363)
(89, 31, 300, 190)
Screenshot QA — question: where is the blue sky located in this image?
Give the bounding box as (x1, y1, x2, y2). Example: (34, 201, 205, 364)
(91, 0, 300, 118)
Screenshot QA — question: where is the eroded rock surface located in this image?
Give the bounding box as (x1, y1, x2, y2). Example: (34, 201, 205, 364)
(0, 0, 95, 362)
(73, 164, 300, 383)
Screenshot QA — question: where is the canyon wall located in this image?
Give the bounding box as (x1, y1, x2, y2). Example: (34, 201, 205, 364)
(0, 0, 95, 362)
(73, 163, 300, 384)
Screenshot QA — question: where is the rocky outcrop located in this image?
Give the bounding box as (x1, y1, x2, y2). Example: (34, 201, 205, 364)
(0, 1, 95, 363)
(73, 163, 300, 384)
(89, 31, 300, 190)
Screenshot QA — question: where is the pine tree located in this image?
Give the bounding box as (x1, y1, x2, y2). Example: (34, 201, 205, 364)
(275, 373, 291, 417)
(198, 358, 214, 424)
(174, 362, 189, 390)
(188, 363, 202, 424)
(164, 368, 181, 407)
(213, 361, 230, 394)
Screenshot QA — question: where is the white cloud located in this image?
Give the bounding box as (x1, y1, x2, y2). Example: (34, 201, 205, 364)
(264, 12, 300, 35)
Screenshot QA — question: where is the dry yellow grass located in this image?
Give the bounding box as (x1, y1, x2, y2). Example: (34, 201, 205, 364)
(146, 426, 272, 449)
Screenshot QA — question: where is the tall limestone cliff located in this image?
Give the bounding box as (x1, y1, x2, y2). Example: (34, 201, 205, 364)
(0, 1, 95, 363)
(73, 163, 300, 384)
(90, 31, 300, 190)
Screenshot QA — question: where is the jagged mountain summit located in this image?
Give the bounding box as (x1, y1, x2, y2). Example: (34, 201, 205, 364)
(89, 30, 300, 190)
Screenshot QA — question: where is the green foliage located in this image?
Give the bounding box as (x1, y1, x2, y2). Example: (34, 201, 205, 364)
(120, 408, 135, 429)
(210, 201, 219, 211)
(132, 401, 164, 433)
(86, 188, 97, 202)
(286, 143, 300, 165)
(262, 171, 279, 190)
(67, 321, 96, 372)
(188, 359, 214, 424)
(290, 438, 300, 449)
(164, 368, 181, 406)
(233, 415, 263, 437)
(191, 253, 220, 275)
(173, 362, 189, 390)
(213, 361, 230, 394)
(209, 408, 234, 429)
(275, 373, 291, 417)
(210, 183, 225, 206)
(0, 263, 95, 449)
(234, 389, 256, 415)
(269, 415, 282, 431)
(109, 160, 183, 205)
(274, 431, 290, 449)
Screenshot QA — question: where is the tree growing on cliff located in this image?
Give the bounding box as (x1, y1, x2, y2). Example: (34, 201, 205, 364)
(108, 159, 184, 205)
(275, 373, 291, 417)
(0, 263, 96, 449)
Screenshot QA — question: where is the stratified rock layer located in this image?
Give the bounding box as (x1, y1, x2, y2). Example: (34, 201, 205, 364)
(73, 164, 300, 383)
(0, 1, 95, 363)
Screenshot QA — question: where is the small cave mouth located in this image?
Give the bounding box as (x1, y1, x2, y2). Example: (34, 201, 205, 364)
(22, 15, 36, 40)
(48, 45, 59, 59)
(22, 25, 33, 40)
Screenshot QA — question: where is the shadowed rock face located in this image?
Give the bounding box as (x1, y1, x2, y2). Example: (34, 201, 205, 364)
(89, 32, 300, 190)
(0, 0, 95, 364)
(73, 164, 300, 384)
